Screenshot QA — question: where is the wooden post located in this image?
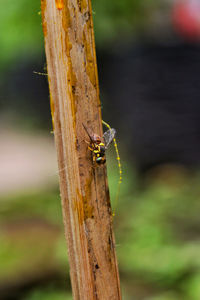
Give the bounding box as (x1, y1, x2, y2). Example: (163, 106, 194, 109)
(41, 0, 121, 299)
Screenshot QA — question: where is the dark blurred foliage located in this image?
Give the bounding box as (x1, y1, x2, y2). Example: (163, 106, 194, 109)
(0, 0, 167, 68)
(1, 56, 51, 130)
(2, 165, 200, 300)
(1, 0, 200, 171)
(99, 42, 200, 172)
(0, 0, 43, 69)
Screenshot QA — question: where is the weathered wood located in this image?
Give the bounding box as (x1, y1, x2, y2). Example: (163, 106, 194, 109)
(41, 0, 121, 299)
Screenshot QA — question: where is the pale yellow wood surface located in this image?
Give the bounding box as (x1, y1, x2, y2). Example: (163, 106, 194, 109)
(41, 0, 121, 299)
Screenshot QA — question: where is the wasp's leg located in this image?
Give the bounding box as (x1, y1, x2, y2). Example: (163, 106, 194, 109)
(84, 139, 94, 152)
(84, 140, 90, 146)
(88, 146, 94, 152)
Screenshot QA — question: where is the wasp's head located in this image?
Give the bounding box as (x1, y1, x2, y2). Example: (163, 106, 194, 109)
(93, 134, 102, 144)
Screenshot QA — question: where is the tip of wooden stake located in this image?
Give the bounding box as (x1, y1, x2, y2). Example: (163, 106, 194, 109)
(55, 0, 64, 10)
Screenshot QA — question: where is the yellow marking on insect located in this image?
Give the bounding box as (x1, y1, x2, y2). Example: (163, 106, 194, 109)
(102, 120, 122, 217)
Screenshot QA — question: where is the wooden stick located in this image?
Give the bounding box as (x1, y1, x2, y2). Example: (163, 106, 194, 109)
(41, 0, 121, 299)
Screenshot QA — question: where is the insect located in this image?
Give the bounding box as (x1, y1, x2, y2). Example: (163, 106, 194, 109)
(83, 121, 122, 216)
(82, 123, 116, 165)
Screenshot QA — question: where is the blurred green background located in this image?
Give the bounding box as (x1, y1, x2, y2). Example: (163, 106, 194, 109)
(1, 0, 200, 299)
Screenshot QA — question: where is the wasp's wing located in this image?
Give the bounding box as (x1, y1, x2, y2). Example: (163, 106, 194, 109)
(103, 128, 116, 149)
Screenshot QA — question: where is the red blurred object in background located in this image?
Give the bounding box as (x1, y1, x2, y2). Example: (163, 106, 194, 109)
(172, 0, 200, 40)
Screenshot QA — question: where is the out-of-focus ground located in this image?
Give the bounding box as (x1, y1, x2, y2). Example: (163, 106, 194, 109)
(0, 128, 57, 195)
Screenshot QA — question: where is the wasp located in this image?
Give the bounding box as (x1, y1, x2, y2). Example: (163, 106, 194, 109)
(82, 123, 116, 165)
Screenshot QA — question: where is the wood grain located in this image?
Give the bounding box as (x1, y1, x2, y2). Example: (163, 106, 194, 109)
(41, 0, 121, 299)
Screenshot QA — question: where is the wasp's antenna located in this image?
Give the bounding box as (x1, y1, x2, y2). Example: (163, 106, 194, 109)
(102, 120, 122, 217)
(33, 71, 48, 76)
(82, 123, 93, 143)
